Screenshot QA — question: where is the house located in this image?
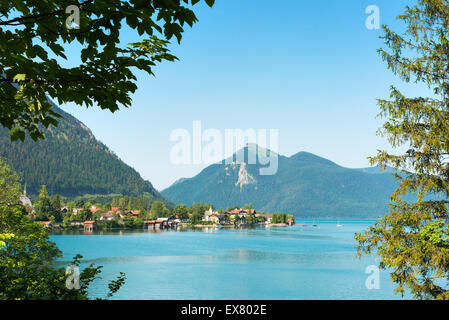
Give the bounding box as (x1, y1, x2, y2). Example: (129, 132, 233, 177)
(73, 208, 83, 215)
(61, 206, 69, 213)
(203, 208, 229, 224)
(100, 211, 115, 221)
(84, 220, 97, 232)
(225, 208, 256, 224)
(243, 208, 256, 215)
(131, 210, 141, 217)
(226, 208, 244, 215)
(209, 214, 222, 224)
(90, 206, 100, 214)
(39, 221, 52, 228)
(124, 210, 141, 218)
(204, 207, 221, 223)
(108, 210, 123, 218)
(225, 208, 256, 216)
(255, 213, 273, 224)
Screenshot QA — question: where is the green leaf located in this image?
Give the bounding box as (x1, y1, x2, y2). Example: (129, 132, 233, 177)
(10, 128, 25, 142)
(12, 74, 26, 82)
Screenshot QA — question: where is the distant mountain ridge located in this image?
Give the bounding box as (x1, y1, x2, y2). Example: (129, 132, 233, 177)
(161, 145, 399, 218)
(0, 101, 163, 201)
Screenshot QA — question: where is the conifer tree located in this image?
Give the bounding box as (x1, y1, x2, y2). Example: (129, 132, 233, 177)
(355, 0, 449, 300)
(35, 185, 54, 221)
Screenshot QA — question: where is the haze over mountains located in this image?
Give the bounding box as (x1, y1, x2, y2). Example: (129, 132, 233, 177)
(0, 101, 163, 201)
(161, 144, 399, 218)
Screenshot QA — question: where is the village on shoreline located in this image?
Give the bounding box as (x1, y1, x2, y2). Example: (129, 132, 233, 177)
(21, 186, 296, 233)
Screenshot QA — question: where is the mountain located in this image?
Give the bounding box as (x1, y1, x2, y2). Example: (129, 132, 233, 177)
(161, 144, 399, 218)
(0, 101, 163, 201)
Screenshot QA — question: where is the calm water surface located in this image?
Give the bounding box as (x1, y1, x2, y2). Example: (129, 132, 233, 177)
(50, 219, 409, 300)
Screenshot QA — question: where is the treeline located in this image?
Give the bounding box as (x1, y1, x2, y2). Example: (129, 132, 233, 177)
(31, 188, 159, 223)
(271, 213, 293, 224)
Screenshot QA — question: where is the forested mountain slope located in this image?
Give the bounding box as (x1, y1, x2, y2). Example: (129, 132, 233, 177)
(0, 102, 162, 200)
(162, 145, 400, 218)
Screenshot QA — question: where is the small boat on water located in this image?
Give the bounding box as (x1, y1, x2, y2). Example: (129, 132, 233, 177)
(337, 221, 342, 227)
(312, 218, 318, 227)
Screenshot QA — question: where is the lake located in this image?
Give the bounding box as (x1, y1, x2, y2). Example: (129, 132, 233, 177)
(50, 219, 409, 300)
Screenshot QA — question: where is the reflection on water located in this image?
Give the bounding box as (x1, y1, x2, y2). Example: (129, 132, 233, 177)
(51, 219, 409, 300)
(58, 249, 355, 268)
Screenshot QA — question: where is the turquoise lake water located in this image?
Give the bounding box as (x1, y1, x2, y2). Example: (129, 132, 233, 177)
(50, 219, 409, 300)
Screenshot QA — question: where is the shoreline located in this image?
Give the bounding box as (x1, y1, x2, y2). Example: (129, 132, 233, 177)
(46, 218, 376, 234)
(48, 222, 298, 234)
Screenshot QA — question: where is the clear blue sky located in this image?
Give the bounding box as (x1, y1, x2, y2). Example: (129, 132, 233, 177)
(60, 0, 429, 190)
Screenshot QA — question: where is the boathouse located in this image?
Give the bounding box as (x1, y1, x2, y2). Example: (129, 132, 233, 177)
(84, 220, 97, 232)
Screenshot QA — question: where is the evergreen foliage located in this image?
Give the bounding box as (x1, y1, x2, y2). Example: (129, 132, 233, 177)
(0, 158, 125, 299)
(0, 104, 164, 200)
(355, 0, 449, 300)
